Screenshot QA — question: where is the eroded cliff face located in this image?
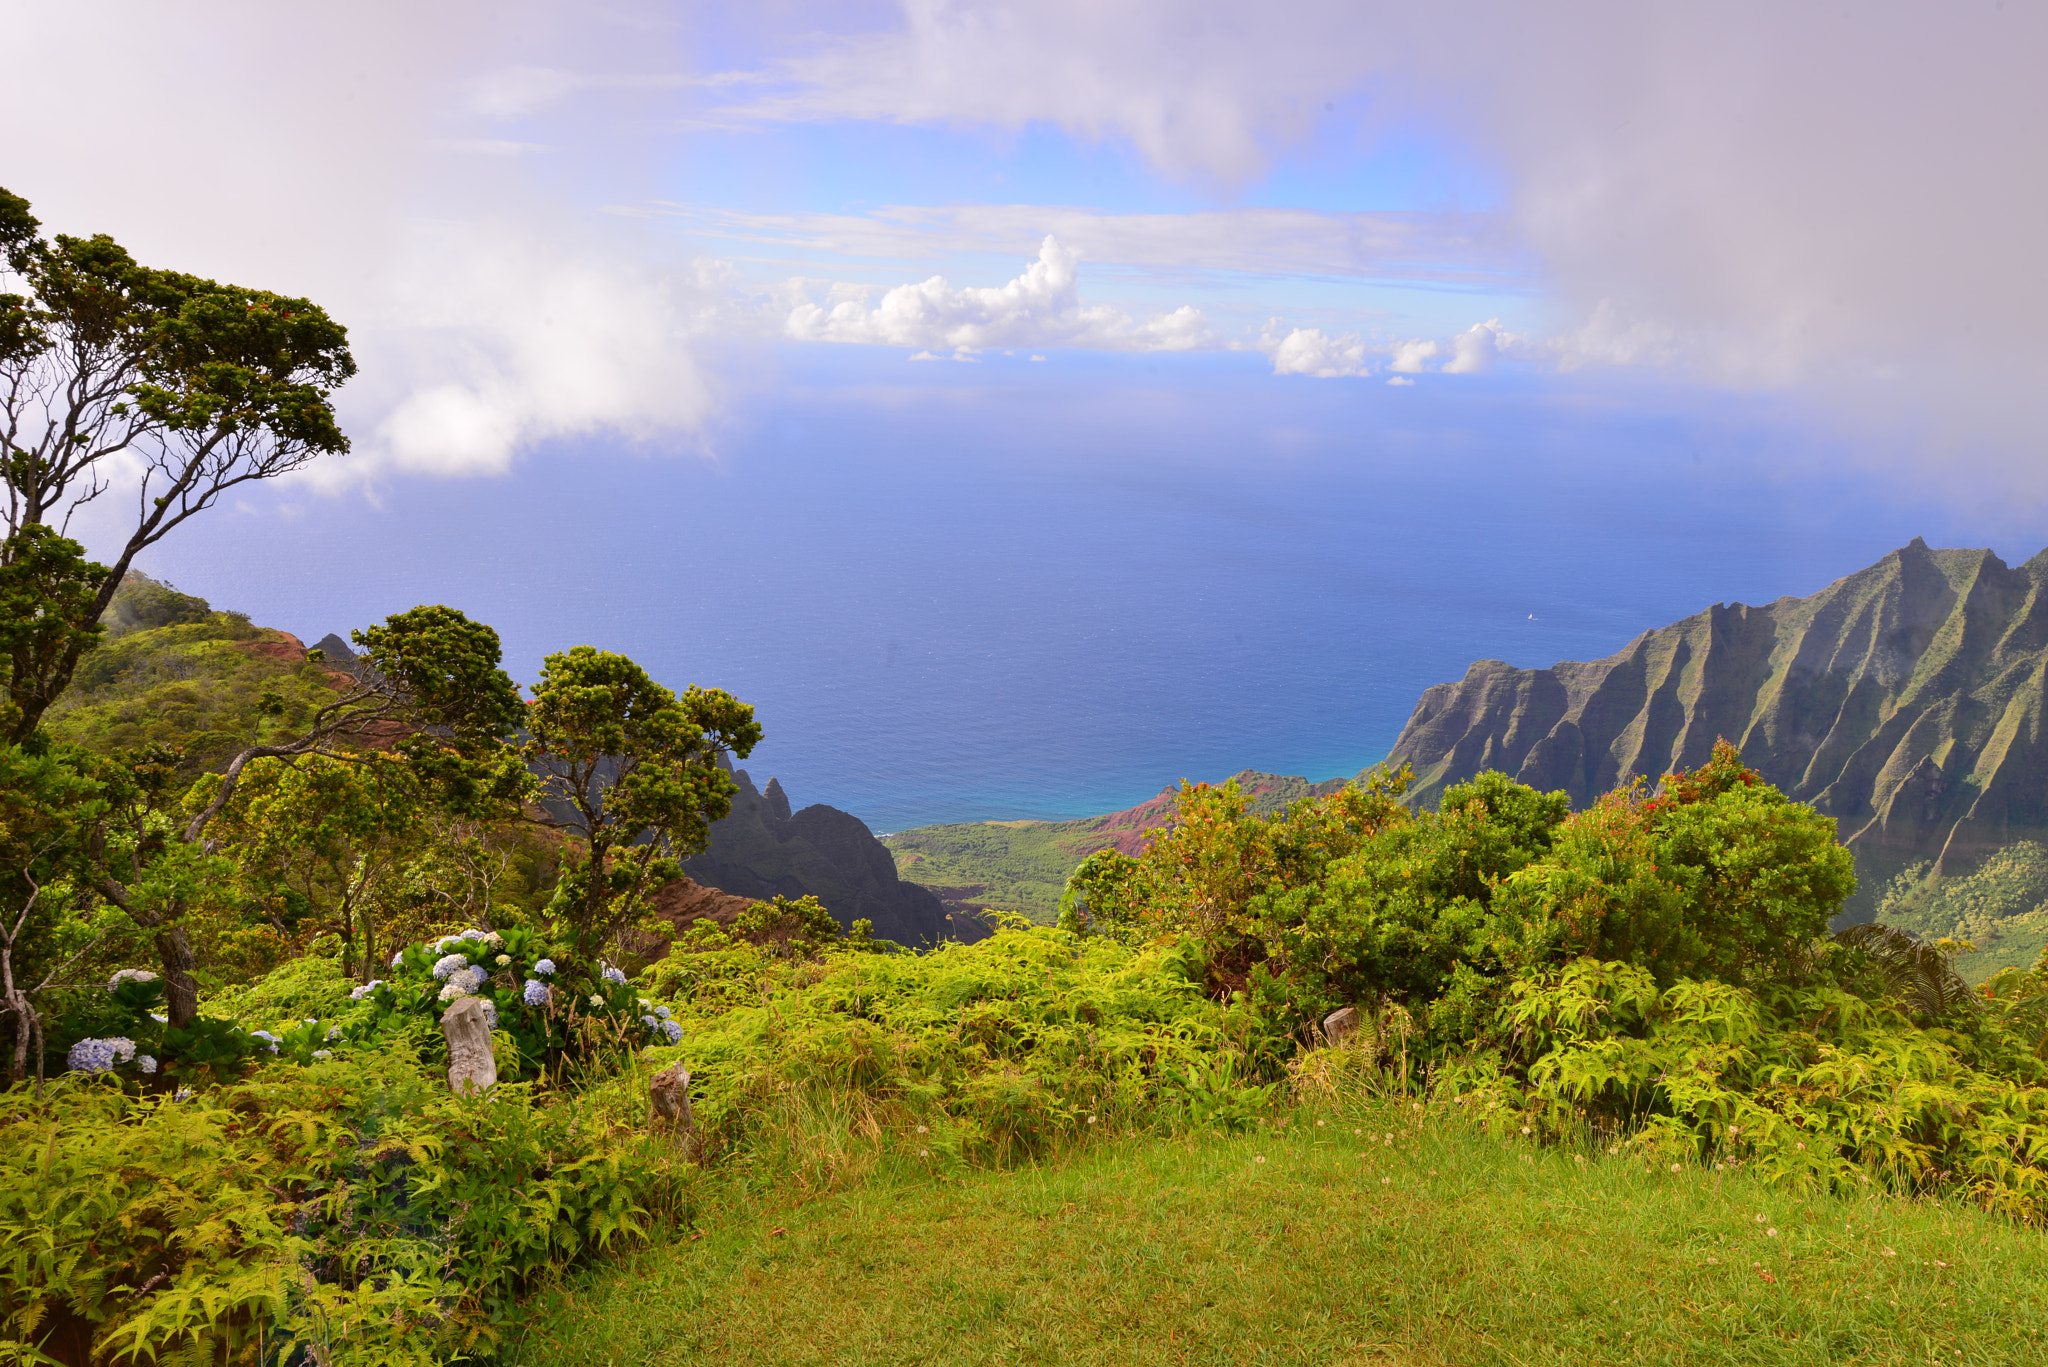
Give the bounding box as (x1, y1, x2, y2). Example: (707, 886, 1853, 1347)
(684, 769, 980, 947)
(1384, 539, 2048, 878)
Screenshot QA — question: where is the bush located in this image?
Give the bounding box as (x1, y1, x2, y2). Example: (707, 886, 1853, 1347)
(641, 922, 1231, 1175)
(0, 1047, 689, 1365)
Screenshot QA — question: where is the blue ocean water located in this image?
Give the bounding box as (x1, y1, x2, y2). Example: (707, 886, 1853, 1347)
(142, 346, 2048, 831)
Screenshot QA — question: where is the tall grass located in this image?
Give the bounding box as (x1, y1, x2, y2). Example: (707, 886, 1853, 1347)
(523, 1097, 2048, 1367)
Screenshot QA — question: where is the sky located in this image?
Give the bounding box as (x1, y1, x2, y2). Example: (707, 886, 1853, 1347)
(6, 1, 2048, 825)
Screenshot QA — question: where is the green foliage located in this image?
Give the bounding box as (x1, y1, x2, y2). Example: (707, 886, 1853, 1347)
(0, 1049, 689, 1366)
(642, 923, 1228, 1173)
(885, 771, 1361, 922)
(202, 951, 358, 1026)
(368, 926, 675, 1083)
(43, 607, 337, 779)
(1875, 840, 2048, 983)
(732, 894, 845, 959)
(524, 646, 759, 960)
(0, 525, 106, 742)
(99, 570, 210, 638)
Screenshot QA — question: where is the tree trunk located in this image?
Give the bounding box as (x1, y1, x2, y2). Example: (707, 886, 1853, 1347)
(154, 924, 200, 1027)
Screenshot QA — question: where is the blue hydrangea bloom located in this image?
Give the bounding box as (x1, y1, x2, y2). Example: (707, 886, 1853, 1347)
(523, 979, 550, 1006)
(655, 1005, 671, 1020)
(600, 962, 627, 986)
(662, 1020, 683, 1044)
(66, 1037, 134, 1073)
(431, 953, 469, 981)
(480, 998, 499, 1030)
(533, 958, 556, 976)
(250, 1030, 281, 1055)
(137, 1055, 158, 1074)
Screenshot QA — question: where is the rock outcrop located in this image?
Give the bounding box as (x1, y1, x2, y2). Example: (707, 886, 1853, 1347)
(684, 768, 980, 947)
(1383, 539, 2048, 886)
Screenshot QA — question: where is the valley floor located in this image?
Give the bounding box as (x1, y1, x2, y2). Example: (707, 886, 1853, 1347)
(521, 1101, 2044, 1366)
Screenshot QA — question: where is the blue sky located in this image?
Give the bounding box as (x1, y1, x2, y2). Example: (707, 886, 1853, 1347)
(7, 2, 2048, 823)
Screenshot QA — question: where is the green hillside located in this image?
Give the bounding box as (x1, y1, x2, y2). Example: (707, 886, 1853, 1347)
(1875, 841, 2048, 984)
(44, 573, 348, 779)
(883, 770, 1348, 921)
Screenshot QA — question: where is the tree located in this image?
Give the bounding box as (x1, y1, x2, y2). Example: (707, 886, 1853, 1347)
(205, 754, 429, 984)
(0, 742, 107, 1087)
(524, 647, 760, 962)
(0, 185, 354, 741)
(0, 523, 105, 741)
(90, 605, 527, 1025)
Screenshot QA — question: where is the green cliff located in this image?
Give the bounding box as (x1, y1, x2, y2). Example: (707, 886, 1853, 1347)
(1385, 538, 2048, 898)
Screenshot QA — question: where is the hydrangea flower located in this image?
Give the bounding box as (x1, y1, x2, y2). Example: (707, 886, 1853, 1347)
(494, 954, 511, 967)
(655, 1005, 671, 1020)
(600, 962, 626, 986)
(349, 980, 383, 1001)
(662, 1020, 683, 1044)
(522, 979, 550, 1006)
(391, 949, 406, 968)
(454, 966, 486, 993)
(588, 994, 604, 1007)
(250, 1030, 281, 1055)
(641, 1014, 660, 1030)
(431, 953, 469, 981)
(533, 958, 556, 976)
(479, 998, 499, 1030)
(481, 930, 505, 949)
(174, 1087, 193, 1102)
(66, 1037, 136, 1073)
(311, 1050, 332, 1060)
(107, 968, 159, 990)
(325, 1026, 343, 1042)
(136, 1054, 158, 1074)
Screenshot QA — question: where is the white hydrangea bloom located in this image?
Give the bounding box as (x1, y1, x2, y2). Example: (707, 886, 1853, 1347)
(107, 968, 159, 991)
(431, 953, 469, 981)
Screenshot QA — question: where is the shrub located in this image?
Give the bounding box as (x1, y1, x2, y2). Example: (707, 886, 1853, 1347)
(0, 1047, 689, 1365)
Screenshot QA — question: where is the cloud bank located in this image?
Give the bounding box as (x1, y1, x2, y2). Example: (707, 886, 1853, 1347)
(719, 0, 2048, 457)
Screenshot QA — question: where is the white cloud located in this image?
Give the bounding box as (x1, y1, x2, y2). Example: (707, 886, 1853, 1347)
(0, 1, 716, 488)
(1388, 340, 1441, 374)
(785, 236, 1212, 354)
(1443, 320, 1510, 374)
(1261, 328, 1370, 379)
(355, 225, 725, 479)
(1386, 376, 1414, 387)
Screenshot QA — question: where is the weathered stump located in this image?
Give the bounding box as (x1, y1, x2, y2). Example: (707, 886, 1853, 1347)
(650, 1061, 700, 1156)
(1322, 1005, 1362, 1047)
(442, 996, 497, 1095)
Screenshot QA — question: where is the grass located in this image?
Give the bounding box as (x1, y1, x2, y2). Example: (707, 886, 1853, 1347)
(520, 1100, 2047, 1366)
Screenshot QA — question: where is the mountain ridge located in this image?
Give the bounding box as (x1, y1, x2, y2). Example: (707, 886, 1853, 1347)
(1384, 537, 2048, 892)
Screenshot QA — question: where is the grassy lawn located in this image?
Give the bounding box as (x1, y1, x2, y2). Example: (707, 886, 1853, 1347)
(521, 1101, 2047, 1365)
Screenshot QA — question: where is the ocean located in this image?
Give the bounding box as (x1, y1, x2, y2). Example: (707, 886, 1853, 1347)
(142, 346, 2048, 832)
